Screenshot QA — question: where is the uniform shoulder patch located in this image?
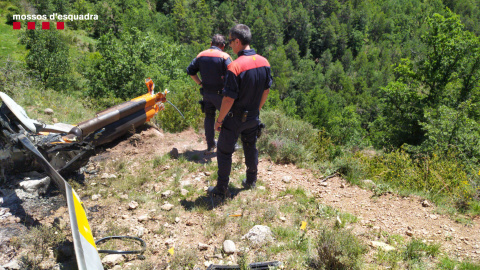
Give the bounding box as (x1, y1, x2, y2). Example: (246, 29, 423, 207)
(228, 55, 270, 75)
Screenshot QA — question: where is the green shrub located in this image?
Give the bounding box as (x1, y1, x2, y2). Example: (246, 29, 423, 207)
(258, 110, 318, 164)
(155, 79, 203, 132)
(360, 148, 475, 209)
(309, 228, 366, 270)
(169, 248, 197, 269)
(20, 225, 66, 268)
(437, 257, 480, 270)
(5, 5, 19, 25)
(404, 238, 440, 261)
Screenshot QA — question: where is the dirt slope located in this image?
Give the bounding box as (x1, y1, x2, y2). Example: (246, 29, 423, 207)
(101, 127, 480, 262)
(1, 126, 479, 269)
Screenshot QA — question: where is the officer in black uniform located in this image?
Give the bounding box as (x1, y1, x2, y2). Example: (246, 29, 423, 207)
(187, 34, 232, 154)
(208, 24, 273, 196)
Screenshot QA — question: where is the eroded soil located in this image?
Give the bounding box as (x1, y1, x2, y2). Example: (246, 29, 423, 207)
(1, 126, 479, 269)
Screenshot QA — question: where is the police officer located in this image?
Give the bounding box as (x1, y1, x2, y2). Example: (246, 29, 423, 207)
(208, 24, 273, 196)
(187, 34, 232, 154)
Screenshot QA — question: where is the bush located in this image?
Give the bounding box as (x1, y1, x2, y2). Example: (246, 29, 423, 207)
(155, 79, 203, 132)
(360, 147, 477, 210)
(258, 110, 318, 164)
(20, 225, 66, 268)
(5, 5, 19, 25)
(404, 238, 440, 261)
(309, 228, 366, 270)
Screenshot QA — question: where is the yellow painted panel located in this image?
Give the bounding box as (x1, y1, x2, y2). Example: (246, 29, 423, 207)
(72, 189, 97, 248)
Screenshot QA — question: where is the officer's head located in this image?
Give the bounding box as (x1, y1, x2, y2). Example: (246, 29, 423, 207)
(229, 24, 251, 46)
(211, 34, 226, 50)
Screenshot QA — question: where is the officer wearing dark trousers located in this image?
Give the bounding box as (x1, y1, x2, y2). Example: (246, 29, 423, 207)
(208, 24, 273, 196)
(187, 34, 232, 154)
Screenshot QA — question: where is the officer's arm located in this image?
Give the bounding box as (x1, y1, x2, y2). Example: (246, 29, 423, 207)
(259, 89, 270, 111)
(190, 75, 202, 86)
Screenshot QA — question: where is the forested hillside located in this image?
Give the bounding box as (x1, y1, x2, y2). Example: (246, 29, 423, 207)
(2, 0, 480, 213)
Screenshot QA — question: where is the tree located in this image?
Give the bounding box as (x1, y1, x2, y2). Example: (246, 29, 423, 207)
(24, 30, 70, 90)
(373, 9, 480, 152)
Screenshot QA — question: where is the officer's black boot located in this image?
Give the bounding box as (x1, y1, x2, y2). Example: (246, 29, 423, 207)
(207, 186, 229, 198)
(242, 179, 256, 190)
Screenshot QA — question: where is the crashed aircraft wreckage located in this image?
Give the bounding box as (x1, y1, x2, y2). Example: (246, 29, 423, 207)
(0, 78, 168, 175)
(0, 79, 166, 269)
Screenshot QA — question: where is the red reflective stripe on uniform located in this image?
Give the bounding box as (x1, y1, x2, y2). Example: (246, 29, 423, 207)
(227, 55, 270, 76)
(197, 49, 230, 60)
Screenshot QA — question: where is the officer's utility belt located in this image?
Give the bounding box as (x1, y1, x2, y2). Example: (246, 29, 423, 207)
(228, 109, 259, 122)
(201, 88, 222, 95)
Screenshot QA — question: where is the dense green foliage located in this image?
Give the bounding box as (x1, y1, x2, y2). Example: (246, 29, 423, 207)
(3, 0, 480, 212)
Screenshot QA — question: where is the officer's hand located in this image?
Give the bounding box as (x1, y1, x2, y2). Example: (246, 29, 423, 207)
(215, 121, 222, 132)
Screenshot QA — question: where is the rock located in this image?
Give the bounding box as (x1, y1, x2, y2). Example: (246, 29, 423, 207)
(138, 215, 149, 222)
(204, 261, 213, 267)
(175, 217, 180, 223)
(223, 240, 236, 254)
(44, 108, 54, 115)
(161, 190, 174, 198)
(279, 217, 286, 222)
(430, 214, 438, 220)
(257, 186, 265, 190)
(242, 225, 274, 246)
(53, 217, 67, 230)
(153, 184, 162, 193)
(204, 171, 211, 176)
(112, 266, 122, 270)
(19, 176, 51, 194)
(181, 189, 189, 196)
(7, 216, 20, 223)
(198, 243, 209, 251)
(340, 183, 346, 188)
(170, 148, 179, 159)
(370, 241, 396, 251)
(180, 180, 191, 187)
(102, 254, 124, 267)
(406, 230, 414, 237)
(119, 194, 128, 199)
(101, 173, 117, 179)
(422, 200, 432, 207)
(91, 194, 101, 201)
(128, 201, 139, 210)
(136, 226, 145, 237)
(362, 179, 376, 188)
(52, 118, 58, 123)
(161, 203, 174, 211)
(282, 176, 292, 183)
(3, 259, 20, 269)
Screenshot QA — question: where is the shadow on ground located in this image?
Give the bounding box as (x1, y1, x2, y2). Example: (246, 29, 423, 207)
(179, 149, 216, 164)
(180, 187, 244, 211)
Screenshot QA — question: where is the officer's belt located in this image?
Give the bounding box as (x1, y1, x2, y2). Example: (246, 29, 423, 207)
(228, 109, 259, 118)
(203, 89, 222, 95)
(202, 85, 223, 95)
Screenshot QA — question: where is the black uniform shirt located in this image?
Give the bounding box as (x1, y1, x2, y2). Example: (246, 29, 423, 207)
(186, 46, 232, 93)
(223, 49, 273, 114)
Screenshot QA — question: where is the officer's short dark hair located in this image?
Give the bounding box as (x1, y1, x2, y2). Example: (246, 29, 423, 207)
(211, 34, 226, 47)
(229, 24, 251, 46)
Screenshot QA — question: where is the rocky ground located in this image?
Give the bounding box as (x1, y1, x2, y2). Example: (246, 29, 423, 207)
(1, 126, 479, 269)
